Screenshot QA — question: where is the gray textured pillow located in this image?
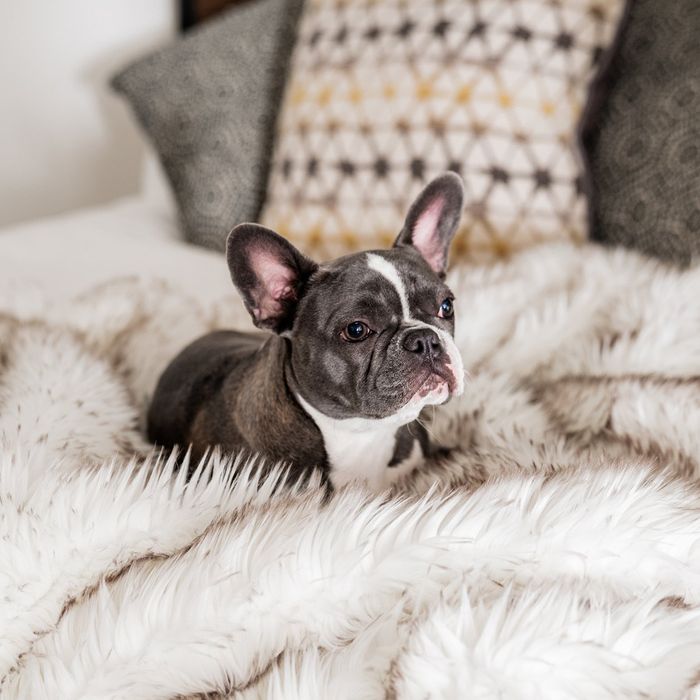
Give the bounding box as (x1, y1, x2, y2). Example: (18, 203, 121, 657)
(583, 0, 700, 267)
(112, 0, 304, 251)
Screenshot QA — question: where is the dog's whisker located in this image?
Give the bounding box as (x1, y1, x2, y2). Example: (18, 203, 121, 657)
(416, 416, 439, 443)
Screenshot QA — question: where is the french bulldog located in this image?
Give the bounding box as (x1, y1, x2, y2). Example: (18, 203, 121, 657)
(147, 173, 466, 491)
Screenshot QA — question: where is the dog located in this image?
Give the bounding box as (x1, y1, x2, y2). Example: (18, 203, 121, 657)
(147, 173, 466, 491)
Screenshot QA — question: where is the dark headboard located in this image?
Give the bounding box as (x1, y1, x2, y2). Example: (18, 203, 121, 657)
(180, 0, 248, 30)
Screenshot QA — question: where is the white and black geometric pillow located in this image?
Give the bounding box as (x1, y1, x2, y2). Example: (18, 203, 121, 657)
(261, 0, 626, 262)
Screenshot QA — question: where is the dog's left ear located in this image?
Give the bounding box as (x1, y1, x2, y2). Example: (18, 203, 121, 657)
(226, 224, 318, 333)
(394, 172, 464, 277)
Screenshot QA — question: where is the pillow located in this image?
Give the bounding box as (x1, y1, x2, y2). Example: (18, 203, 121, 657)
(260, 0, 626, 262)
(112, 0, 304, 251)
(582, 0, 700, 267)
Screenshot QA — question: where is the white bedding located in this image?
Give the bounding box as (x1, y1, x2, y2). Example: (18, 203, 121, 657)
(0, 195, 234, 308)
(3, 237, 700, 697)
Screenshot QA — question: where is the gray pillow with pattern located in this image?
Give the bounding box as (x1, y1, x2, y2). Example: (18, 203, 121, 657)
(112, 0, 304, 251)
(584, 0, 700, 266)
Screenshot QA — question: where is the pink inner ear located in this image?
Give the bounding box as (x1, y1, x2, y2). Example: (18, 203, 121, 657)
(250, 249, 297, 321)
(412, 197, 445, 273)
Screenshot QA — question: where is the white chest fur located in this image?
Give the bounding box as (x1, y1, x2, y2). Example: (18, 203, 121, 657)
(295, 394, 424, 491)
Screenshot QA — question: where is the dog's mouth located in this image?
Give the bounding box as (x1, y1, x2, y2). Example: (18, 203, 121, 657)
(394, 350, 465, 419)
(410, 363, 459, 403)
(416, 373, 449, 398)
(390, 363, 462, 424)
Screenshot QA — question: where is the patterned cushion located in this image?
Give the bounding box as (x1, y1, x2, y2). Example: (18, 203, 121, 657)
(261, 0, 626, 261)
(112, 0, 304, 251)
(583, 0, 700, 267)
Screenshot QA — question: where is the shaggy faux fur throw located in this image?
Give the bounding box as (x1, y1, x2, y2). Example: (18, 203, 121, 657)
(3, 243, 700, 699)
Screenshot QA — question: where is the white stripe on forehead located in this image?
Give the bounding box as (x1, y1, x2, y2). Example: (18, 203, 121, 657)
(366, 253, 410, 318)
(366, 252, 465, 395)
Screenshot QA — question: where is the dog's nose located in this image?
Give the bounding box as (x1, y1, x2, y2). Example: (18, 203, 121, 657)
(402, 327, 443, 360)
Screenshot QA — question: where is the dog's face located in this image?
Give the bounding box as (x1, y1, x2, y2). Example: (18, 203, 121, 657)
(227, 173, 465, 422)
(287, 245, 463, 420)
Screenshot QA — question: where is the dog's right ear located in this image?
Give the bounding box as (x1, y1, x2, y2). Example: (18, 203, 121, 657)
(226, 224, 318, 333)
(394, 172, 464, 278)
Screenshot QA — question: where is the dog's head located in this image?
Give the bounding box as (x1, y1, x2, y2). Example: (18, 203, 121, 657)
(227, 173, 465, 423)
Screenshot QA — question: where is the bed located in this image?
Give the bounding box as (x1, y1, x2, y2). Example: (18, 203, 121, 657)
(4, 1, 700, 697)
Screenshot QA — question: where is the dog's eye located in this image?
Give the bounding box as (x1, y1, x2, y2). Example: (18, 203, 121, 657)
(438, 298, 454, 319)
(342, 321, 372, 342)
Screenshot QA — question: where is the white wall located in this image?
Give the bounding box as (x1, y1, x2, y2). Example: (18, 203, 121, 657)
(0, 1, 176, 226)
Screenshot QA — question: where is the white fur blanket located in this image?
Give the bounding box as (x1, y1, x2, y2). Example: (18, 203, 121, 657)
(3, 243, 700, 699)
